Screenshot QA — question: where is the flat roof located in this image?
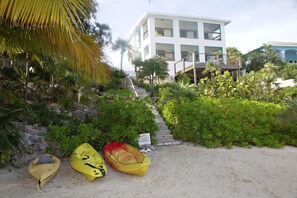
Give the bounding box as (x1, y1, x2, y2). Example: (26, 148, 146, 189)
(125, 12, 231, 40)
(265, 41, 297, 47)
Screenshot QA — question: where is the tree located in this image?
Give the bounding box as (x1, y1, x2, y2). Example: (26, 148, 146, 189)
(0, 0, 109, 83)
(90, 22, 112, 47)
(280, 63, 297, 81)
(227, 47, 242, 65)
(137, 56, 168, 85)
(259, 62, 279, 87)
(112, 38, 132, 71)
(244, 44, 284, 72)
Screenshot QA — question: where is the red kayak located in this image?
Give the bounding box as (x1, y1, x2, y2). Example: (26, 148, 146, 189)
(102, 142, 150, 176)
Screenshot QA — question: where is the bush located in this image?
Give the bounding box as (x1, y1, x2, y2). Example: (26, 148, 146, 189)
(47, 90, 158, 155)
(0, 106, 23, 164)
(47, 119, 101, 156)
(92, 94, 158, 147)
(160, 96, 291, 148)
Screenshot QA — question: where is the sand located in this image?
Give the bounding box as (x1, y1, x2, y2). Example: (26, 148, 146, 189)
(1, 144, 297, 198)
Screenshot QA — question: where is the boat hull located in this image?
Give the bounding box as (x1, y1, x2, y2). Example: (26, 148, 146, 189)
(103, 142, 150, 176)
(28, 154, 61, 189)
(70, 143, 107, 181)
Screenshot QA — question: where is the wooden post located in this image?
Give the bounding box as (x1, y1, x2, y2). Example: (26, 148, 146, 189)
(216, 53, 220, 64)
(238, 56, 242, 68)
(193, 52, 197, 85)
(183, 59, 185, 72)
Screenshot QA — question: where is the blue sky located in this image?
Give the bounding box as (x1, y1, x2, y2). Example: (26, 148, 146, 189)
(95, 0, 297, 69)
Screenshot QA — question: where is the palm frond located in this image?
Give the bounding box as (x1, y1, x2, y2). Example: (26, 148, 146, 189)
(0, 0, 110, 83)
(0, 23, 110, 83)
(0, 0, 94, 37)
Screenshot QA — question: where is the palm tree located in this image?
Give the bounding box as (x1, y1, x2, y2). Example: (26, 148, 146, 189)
(91, 22, 112, 47)
(112, 38, 132, 71)
(227, 47, 242, 65)
(0, 0, 109, 83)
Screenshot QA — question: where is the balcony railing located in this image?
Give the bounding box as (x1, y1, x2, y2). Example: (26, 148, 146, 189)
(174, 52, 242, 75)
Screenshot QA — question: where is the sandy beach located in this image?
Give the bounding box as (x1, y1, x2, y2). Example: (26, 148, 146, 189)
(1, 144, 297, 198)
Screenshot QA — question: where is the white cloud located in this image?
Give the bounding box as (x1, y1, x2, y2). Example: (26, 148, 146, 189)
(95, 0, 297, 68)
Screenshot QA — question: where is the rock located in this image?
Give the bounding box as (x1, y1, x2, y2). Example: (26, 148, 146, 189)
(10, 123, 49, 168)
(85, 108, 97, 117)
(72, 110, 86, 121)
(47, 103, 61, 115)
(73, 103, 87, 111)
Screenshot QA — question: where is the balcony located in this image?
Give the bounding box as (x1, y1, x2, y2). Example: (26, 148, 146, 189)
(204, 23, 221, 41)
(155, 28, 173, 37)
(174, 52, 242, 84)
(181, 45, 199, 62)
(156, 43, 175, 61)
(155, 18, 173, 37)
(179, 21, 198, 39)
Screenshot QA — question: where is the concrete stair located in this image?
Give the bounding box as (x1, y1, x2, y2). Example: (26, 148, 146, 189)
(134, 85, 181, 147)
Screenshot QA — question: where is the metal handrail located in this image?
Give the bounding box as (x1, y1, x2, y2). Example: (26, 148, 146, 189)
(127, 76, 138, 98)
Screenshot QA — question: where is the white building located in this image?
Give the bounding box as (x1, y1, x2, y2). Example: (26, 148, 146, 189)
(125, 12, 240, 80)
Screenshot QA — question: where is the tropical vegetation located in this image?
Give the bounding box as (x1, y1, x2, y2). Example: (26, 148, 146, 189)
(134, 56, 169, 85)
(0, 1, 159, 165)
(151, 46, 297, 149)
(0, 0, 297, 166)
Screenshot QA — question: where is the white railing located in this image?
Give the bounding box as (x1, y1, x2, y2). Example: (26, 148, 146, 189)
(127, 76, 138, 98)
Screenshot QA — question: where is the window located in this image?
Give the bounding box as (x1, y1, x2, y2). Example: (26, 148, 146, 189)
(142, 21, 148, 40)
(205, 46, 223, 62)
(285, 50, 297, 63)
(156, 43, 175, 61)
(179, 21, 198, 39)
(181, 45, 199, 62)
(204, 23, 221, 41)
(144, 45, 149, 58)
(155, 18, 173, 37)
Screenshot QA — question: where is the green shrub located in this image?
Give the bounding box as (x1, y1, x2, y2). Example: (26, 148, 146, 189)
(160, 96, 289, 148)
(0, 106, 23, 164)
(47, 119, 101, 156)
(93, 95, 158, 147)
(47, 90, 158, 156)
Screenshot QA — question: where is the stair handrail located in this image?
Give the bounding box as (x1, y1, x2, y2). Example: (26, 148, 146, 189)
(127, 76, 138, 98)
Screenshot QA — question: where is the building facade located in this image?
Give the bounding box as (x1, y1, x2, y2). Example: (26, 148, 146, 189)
(125, 12, 233, 76)
(262, 41, 297, 63)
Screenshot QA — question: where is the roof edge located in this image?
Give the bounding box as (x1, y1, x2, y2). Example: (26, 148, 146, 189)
(125, 12, 231, 40)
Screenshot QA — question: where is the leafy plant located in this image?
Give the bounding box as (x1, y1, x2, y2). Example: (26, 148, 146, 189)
(0, 106, 23, 164)
(93, 92, 158, 147)
(48, 119, 101, 156)
(47, 90, 158, 155)
(159, 93, 295, 148)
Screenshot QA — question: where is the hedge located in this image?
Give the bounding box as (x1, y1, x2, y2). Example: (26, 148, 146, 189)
(160, 97, 296, 148)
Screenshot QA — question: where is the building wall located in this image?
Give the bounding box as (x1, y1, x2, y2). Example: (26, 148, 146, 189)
(270, 46, 297, 63)
(126, 13, 229, 75)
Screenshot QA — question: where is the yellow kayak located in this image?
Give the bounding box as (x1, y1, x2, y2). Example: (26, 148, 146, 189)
(70, 143, 107, 181)
(28, 154, 61, 189)
(102, 142, 150, 176)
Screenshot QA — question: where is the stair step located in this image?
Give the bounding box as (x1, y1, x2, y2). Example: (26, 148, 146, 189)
(134, 85, 181, 147)
(154, 114, 162, 119)
(157, 122, 167, 129)
(156, 133, 173, 139)
(157, 129, 172, 134)
(157, 140, 182, 146)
